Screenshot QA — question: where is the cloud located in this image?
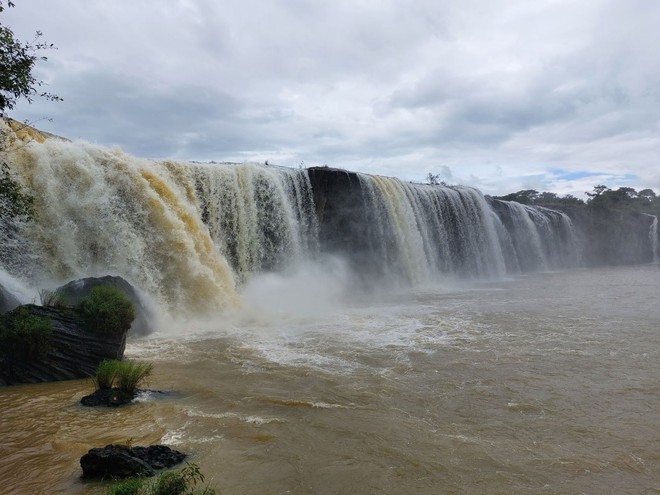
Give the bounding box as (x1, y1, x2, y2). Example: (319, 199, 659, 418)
(4, 0, 660, 197)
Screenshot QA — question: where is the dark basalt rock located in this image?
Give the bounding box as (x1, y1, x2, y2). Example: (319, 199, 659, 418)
(80, 388, 136, 407)
(80, 388, 172, 407)
(80, 444, 186, 478)
(0, 304, 127, 386)
(56, 275, 154, 336)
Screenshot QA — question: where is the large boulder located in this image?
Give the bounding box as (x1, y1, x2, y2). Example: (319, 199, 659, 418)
(56, 275, 153, 336)
(0, 304, 127, 386)
(80, 444, 186, 478)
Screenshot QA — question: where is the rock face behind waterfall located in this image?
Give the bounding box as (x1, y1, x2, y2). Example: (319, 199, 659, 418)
(0, 304, 127, 386)
(307, 167, 374, 272)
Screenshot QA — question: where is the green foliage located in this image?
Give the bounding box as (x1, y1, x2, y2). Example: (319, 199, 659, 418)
(0, 1, 61, 116)
(92, 359, 154, 395)
(0, 306, 52, 360)
(585, 185, 660, 216)
(115, 360, 154, 395)
(38, 287, 67, 307)
(494, 189, 585, 207)
(103, 463, 218, 495)
(94, 359, 122, 390)
(77, 286, 135, 337)
(495, 185, 660, 215)
(104, 477, 146, 495)
(0, 162, 34, 220)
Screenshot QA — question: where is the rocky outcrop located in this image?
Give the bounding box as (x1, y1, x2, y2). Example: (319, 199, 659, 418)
(307, 167, 383, 280)
(0, 304, 127, 386)
(56, 275, 153, 336)
(80, 444, 186, 478)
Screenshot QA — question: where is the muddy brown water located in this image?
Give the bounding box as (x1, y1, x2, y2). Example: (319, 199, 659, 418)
(1, 265, 659, 494)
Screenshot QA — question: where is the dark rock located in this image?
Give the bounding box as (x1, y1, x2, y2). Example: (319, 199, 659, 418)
(80, 388, 172, 407)
(56, 275, 154, 336)
(0, 304, 127, 386)
(0, 282, 21, 314)
(80, 388, 135, 407)
(307, 167, 383, 283)
(80, 444, 186, 478)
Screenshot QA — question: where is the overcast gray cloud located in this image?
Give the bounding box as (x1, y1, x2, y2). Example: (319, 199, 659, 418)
(4, 0, 660, 197)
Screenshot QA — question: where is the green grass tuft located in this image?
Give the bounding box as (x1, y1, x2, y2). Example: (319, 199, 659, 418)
(116, 361, 154, 395)
(38, 288, 67, 307)
(92, 359, 154, 396)
(0, 306, 53, 360)
(77, 286, 135, 336)
(94, 359, 122, 390)
(104, 476, 146, 495)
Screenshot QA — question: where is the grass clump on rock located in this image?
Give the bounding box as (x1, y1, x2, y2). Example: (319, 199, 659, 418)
(94, 359, 122, 390)
(104, 462, 218, 495)
(38, 288, 67, 308)
(116, 361, 154, 396)
(77, 286, 135, 336)
(83, 359, 154, 407)
(0, 306, 53, 361)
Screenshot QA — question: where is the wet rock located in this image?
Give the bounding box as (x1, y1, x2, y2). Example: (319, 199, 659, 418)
(80, 388, 135, 407)
(80, 444, 186, 478)
(0, 304, 127, 386)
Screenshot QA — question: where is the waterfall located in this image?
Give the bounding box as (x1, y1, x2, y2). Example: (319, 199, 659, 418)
(1, 130, 585, 313)
(491, 200, 579, 272)
(489, 199, 579, 272)
(355, 174, 507, 282)
(1, 138, 318, 312)
(646, 214, 659, 263)
(192, 162, 318, 281)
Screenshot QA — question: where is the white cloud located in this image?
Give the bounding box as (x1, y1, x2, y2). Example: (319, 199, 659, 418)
(4, 0, 660, 197)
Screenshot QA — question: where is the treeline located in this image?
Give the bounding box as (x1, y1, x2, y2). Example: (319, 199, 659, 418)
(493, 185, 660, 216)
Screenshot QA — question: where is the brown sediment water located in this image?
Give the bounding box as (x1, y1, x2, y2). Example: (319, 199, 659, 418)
(1, 265, 659, 494)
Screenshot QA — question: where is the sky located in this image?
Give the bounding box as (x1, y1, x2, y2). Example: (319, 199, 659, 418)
(4, 0, 660, 197)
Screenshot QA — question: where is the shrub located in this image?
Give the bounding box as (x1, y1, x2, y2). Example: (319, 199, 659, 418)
(115, 361, 154, 395)
(77, 286, 135, 336)
(0, 306, 52, 360)
(38, 288, 67, 307)
(94, 359, 121, 390)
(103, 463, 218, 495)
(91, 359, 153, 395)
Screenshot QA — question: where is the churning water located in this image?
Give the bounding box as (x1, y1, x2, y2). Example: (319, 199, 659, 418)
(1, 264, 659, 494)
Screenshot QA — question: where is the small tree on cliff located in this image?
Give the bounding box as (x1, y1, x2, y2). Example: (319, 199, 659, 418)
(0, 0, 61, 117)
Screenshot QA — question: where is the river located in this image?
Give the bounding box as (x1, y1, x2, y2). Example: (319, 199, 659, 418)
(1, 264, 659, 494)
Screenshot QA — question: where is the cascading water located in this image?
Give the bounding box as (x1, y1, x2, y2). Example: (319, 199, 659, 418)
(192, 163, 318, 282)
(645, 214, 659, 263)
(356, 174, 508, 282)
(1, 126, 584, 313)
(0, 134, 319, 313)
(490, 199, 580, 272)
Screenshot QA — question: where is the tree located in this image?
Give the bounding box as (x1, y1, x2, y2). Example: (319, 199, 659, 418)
(425, 172, 440, 185)
(586, 184, 608, 199)
(0, 0, 61, 116)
